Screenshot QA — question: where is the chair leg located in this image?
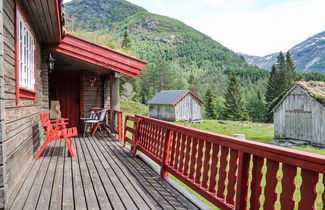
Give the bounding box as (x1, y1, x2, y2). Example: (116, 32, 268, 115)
(83, 122, 87, 137)
(34, 139, 51, 160)
(64, 136, 75, 157)
(92, 124, 99, 136)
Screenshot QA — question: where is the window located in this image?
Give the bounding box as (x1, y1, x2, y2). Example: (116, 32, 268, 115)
(17, 10, 35, 91)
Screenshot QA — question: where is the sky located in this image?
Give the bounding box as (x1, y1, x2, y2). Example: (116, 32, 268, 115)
(64, 0, 325, 56)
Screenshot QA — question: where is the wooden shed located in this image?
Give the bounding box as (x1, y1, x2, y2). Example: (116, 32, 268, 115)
(147, 90, 204, 121)
(271, 81, 325, 145)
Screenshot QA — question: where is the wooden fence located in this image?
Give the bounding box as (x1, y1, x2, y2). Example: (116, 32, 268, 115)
(124, 115, 325, 210)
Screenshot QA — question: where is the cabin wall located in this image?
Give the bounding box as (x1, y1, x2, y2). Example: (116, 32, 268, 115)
(274, 86, 325, 144)
(2, 0, 49, 207)
(0, 0, 6, 208)
(149, 105, 176, 121)
(82, 71, 104, 113)
(175, 94, 202, 121)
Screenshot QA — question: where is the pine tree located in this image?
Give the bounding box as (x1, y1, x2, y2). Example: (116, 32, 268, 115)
(121, 30, 131, 48)
(265, 65, 278, 105)
(247, 91, 267, 122)
(204, 88, 218, 119)
(285, 51, 296, 89)
(276, 51, 287, 94)
(223, 75, 249, 121)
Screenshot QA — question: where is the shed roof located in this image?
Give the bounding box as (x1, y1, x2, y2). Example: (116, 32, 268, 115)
(147, 90, 204, 105)
(271, 81, 325, 112)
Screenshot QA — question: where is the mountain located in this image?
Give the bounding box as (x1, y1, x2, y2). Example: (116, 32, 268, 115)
(64, 0, 250, 72)
(239, 31, 325, 73)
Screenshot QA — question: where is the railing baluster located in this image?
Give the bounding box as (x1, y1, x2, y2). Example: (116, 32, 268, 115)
(249, 155, 264, 209)
(183, 136, 192, 176)
(160, 128, 172, 178)
(208, 144, 219, 194)
(195, 139, 204, 185)
(202, 141, 212, 189)
(235, 152, 251, 210)
(323, 175, 325, 208)
(169, 131, 177, 167)
(217, 146, 229, 199)
(280, 164, 297, 210)
(174, 132, 181, 170)
(178, 134, 187, 173)
(264, 159, 279, 210)
(189, 137, 198, 180)
(298, 169, 319, 209)
(226, 149, 239, 205)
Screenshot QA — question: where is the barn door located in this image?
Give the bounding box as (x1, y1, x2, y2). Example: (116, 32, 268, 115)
(285, 111, 312, 140)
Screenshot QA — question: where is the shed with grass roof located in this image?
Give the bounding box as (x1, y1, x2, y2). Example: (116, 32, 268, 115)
(271, 81, 325, 145)
(147, 90, 205, 121)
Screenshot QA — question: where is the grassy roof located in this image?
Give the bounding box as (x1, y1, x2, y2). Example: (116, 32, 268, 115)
(270, 81, 325, 112)
(296, 81, 325, 106)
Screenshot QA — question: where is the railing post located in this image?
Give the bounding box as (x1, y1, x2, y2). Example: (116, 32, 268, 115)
(160, 128, 172, 179)
(235, 151, 251, 210)
(118, 111, 123, 142)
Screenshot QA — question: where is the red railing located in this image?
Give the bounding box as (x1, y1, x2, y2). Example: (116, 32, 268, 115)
(124, 115, 325, 210)
(107, 109, 123, 141)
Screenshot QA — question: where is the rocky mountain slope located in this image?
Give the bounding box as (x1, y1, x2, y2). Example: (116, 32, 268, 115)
(239, 31, 325, 73)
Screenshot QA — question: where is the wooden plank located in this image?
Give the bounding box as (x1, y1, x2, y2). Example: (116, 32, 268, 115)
(49, 141, 66, 210)
(194, 139, 204, 185)
(201, 141, 211, 189)
(96, 134, 168, 209)
(82, 136, 126, 210)
(226, 149, 238, 205)
(62, 140, 74, 210)
(89, 135, 155, 209)
(103, 135, 179, 210)
(72, 136, 100, 210)
(208, 143, 219, 194)
(71, 137, 87, 210)
(78, 136, 112, 209)
(9, 142, 51, 209)
(23, 140, 57, 209)
(117, 136, 200, 210)
(36, 140, 61, 209)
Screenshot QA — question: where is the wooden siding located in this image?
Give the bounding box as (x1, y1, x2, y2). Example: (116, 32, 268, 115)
(175, 94, 202, 121)
(82, 71, 104, 113)
(2, 0, 49, 207)
(149, 105, 176, 121)
(0, 0, 6, 208)
(274, 85, 325, 144)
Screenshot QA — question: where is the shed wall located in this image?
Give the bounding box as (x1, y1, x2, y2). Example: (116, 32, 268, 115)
(149, 105, 176, 121)
(274, 86, 325, 144)
(175, 94, 202, 121)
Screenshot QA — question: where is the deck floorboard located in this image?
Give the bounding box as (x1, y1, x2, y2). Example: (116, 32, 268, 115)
(9, 134, 203, 210)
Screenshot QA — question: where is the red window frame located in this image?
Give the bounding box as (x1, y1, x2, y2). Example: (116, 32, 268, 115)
(15, 1, 37, 103)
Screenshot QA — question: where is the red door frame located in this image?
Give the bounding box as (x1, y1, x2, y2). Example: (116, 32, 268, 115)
(49, 70, 83, 127)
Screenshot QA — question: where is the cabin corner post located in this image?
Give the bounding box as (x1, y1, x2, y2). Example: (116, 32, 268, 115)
(0, 1, 7, 208)
(109, 72, 120, 132)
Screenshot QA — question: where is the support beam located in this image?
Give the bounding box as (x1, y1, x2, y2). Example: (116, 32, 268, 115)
(110, 72, 120, 131)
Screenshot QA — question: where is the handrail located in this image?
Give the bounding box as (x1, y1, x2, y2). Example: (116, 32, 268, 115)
(124, 115, 325, 210)
(107, 109, 123, 141)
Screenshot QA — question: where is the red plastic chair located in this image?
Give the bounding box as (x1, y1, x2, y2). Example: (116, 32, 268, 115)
(34, 112, 77, 160)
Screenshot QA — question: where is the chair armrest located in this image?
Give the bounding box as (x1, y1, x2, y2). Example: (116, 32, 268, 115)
(51, 118, 69, 122)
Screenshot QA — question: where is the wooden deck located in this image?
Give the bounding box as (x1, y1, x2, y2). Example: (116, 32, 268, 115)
(10, 134, 202, 210)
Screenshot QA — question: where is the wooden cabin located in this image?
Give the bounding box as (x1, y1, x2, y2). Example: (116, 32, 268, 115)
(271, 81, 325, 145)
(0, 0, 146, 208)
(147, 90, 204, 121)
